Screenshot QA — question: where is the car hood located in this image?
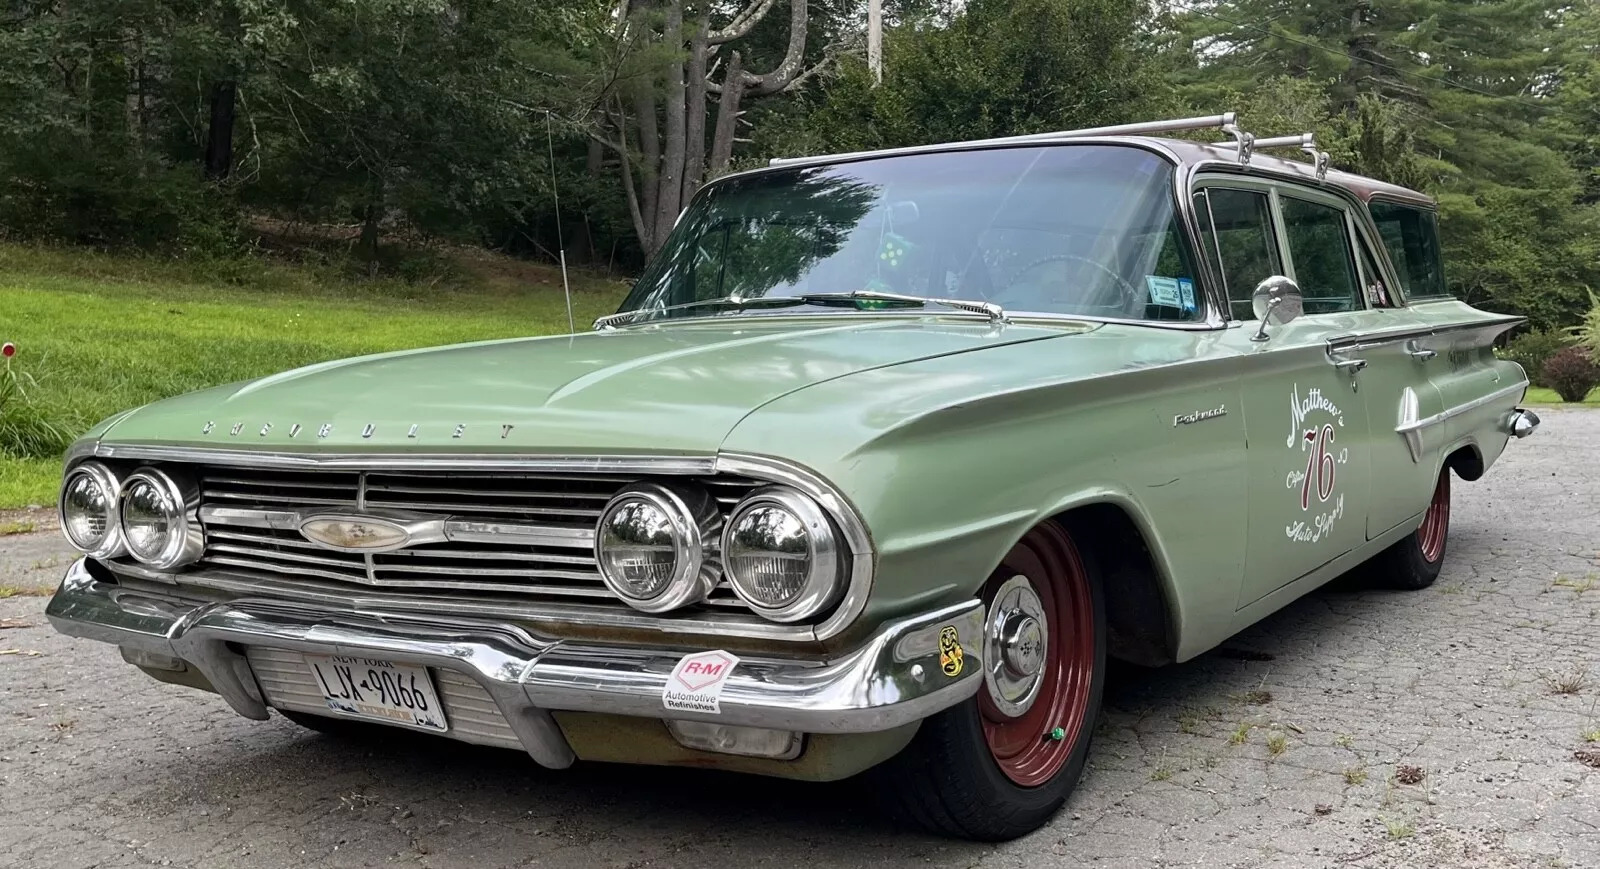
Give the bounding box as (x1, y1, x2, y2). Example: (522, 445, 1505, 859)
(96, 317, 1082, 454)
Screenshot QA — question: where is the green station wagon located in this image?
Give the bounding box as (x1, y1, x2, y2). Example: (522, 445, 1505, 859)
(47, 113, 1539, 840)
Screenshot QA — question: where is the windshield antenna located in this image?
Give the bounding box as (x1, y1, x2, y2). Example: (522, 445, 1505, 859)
(547, 112, 575, 334)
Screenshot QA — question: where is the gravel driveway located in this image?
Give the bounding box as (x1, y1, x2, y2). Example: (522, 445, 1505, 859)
(3, 410, 1597, 869)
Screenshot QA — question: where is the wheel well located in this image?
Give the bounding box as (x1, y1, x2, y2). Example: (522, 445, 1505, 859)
(1052, 504, 1175, 668)
(1446, 444, 1484, 481)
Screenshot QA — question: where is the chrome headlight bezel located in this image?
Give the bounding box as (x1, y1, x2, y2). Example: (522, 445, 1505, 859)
(594, 483, 719, 613)
(721, 486, 844, 623)
(117, 467, 203, 569)
(59, 461, 126, 559)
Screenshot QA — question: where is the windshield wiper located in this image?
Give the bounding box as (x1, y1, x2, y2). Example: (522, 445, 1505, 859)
(594, 289, 1008, 330)
(799, 290, 1009, 323)
(593, 294, 809, 329)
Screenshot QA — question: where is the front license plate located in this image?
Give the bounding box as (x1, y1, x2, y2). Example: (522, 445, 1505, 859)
(303, 654, 448, 732)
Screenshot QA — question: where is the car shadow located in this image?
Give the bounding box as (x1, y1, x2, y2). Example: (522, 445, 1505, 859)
(136, 568, 1415, 858)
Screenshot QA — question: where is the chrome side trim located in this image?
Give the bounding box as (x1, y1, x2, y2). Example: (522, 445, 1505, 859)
(716, 453, 875, 643)
(46, 560, 985, 758)
(199, 505, 597, 550)
(1326, 316, 1524, 355)
(81, 444, 718, 476)
(1395, 381, 1527, 461)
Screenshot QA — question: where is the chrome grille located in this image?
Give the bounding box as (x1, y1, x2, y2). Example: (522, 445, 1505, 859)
(195, 466, 757, 608)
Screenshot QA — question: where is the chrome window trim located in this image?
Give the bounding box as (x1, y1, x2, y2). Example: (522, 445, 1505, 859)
(595, 309, 1223, 333)
(72, 444, 875, 643)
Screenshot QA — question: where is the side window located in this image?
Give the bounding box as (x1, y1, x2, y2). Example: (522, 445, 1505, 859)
(1354, 234, 1393, 308)
(1195, 188, 1282, 321)
(1280, 196, 1362, 315)
(1369, 202, 1447, 299)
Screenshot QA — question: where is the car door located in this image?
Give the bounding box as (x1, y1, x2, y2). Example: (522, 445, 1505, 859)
(1194, 180, 1374, 609)
(1329, 216, 1450, 539)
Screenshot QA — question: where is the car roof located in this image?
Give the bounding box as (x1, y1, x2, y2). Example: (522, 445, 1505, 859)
(747, 133, 1436, 211)
(1143, 137, 1434, 208)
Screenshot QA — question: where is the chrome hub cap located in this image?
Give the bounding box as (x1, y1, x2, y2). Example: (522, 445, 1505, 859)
(984, 575, 1050, 717)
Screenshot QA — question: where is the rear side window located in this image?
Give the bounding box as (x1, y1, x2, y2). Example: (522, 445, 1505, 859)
(1195, 188, 1281, 320)
(1369, 202, 1446, 299)
(1280, 196, 1361, 315)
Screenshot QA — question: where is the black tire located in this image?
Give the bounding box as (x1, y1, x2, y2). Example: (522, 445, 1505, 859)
(278, 708, 378, 738)
(871, 520, 1108, 841)
(1368, 471, 1451, 591)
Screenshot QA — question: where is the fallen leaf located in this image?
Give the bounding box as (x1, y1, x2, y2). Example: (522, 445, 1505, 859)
(1576, 749, 1600, 769)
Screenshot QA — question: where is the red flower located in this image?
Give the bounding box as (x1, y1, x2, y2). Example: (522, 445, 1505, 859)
(0, 342, 13, 358)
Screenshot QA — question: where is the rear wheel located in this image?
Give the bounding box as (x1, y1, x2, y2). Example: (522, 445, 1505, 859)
(872, 520, 1106, 841)
(1369, 470, 1451, 590)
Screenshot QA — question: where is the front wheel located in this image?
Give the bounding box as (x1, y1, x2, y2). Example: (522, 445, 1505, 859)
(872, 520, 1106, 841)
(1369, 470, 1451, 590)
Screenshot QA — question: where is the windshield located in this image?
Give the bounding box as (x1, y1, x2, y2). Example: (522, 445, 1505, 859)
(617, 144, 1203, 324)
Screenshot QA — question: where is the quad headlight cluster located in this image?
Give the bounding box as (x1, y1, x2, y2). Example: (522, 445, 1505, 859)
(59, 462, 202, 569)
(596, 483, 847, 623)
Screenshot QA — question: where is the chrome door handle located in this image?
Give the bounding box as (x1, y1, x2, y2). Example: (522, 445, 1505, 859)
(1333, 358, 1367, 374)
(1405, 341, 1437, 361)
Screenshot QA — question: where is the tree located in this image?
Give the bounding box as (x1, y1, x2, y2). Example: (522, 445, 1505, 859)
(775, 0, 1179, 156)
(1168, 0, 1600, 329)
(577, 0, 834, 255)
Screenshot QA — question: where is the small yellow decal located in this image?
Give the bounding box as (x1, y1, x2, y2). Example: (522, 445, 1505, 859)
(938, 626, 964, 677)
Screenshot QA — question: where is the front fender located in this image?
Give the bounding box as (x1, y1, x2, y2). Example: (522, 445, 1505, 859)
(722, 328, 1251, 658)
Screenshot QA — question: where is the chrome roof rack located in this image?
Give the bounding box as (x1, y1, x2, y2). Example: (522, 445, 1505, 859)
(1217, 132, 1331, 179)
(768, 111, 1249, 168)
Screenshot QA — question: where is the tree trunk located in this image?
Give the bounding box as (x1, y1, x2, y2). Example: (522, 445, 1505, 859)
(359, 173, 384, 269)
(709, 51, 745, 175)
(682, 18, 710, 202)
(203, 80, 237, 181)
(632, 86, 661, 249)
(651, 0, 687, 251)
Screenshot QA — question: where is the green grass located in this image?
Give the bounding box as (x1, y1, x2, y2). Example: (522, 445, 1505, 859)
(1524, 386, 1600, 405)
(0, 243, 630, 508)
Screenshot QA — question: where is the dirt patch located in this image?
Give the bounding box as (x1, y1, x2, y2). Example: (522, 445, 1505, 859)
(0, 506, 56, 535)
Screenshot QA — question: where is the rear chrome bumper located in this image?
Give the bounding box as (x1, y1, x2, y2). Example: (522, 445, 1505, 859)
(46, 558, 984, 768)
(1505, 407, 1540, 438)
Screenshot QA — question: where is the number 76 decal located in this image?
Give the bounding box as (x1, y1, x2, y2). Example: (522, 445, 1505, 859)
(1298, 424, 1348, 510)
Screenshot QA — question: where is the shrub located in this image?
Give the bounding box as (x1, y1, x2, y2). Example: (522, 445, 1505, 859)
(1498, 329, 1572, 388)
(1542, 345, 1600, 403)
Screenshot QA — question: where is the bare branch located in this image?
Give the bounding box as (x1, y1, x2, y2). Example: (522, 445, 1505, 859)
(743, 0, 809, 97)
(709, 0, 780, 45)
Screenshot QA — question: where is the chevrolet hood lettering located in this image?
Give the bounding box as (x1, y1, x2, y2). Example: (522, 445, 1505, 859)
(93, 320, 1082, 453)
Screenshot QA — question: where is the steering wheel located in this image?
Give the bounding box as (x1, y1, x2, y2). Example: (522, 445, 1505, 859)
(990, 253, 1143, 315)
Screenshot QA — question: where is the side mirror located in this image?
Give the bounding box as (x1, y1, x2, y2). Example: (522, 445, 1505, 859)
(1250, 275, 1304, 342)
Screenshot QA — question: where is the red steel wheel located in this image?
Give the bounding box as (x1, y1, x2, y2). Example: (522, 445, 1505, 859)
(1417, 472, 1451, 564)
(977, 522, 1097, 787)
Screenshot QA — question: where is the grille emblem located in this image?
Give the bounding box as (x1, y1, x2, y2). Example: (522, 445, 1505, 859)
(299, 515, 412, 552)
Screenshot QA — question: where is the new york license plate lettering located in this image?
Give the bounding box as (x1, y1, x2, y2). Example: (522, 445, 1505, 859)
(302, 654, 448, 732)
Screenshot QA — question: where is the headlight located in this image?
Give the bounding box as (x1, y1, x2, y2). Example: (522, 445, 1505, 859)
(118, 468, 203, 569)
(722, 487, 844, 622)
(594, 483, 718, 612)
(59, 462, 124, 558)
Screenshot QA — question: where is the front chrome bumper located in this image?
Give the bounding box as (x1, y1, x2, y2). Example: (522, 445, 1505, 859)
(46, 558, 984, 768)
